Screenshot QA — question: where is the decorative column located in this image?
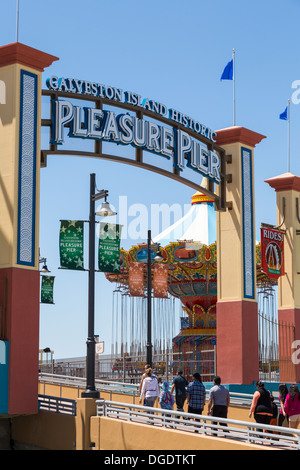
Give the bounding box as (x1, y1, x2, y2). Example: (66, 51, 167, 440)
(0, 43, 58, 414)
(215, 126, 266, 384)
(265, 172, 300, 383)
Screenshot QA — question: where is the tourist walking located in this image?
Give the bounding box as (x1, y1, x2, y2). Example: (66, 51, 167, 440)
(171, 370, 188, 412)
(186, 373, 206, 425)
(159, 381, 175, 426)
(139, 367, 159, 409)
(207, 376, 230, 431)
(139, 364, 152, 395)
(278, 383, 289, 427)
(139, 364, 155, 404)
(249, 381, 273, 427)
(284, 384, 300, 436)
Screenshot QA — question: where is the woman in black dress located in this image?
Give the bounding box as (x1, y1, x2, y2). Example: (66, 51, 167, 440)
(278, 383, 289, 427)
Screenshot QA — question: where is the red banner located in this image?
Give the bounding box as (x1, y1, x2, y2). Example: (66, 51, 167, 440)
(129, 262, 145, 297)
(260, 227, 285, 279)
(153, 264, 169, 298)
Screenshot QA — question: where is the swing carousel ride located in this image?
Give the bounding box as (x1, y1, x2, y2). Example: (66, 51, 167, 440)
(105, 183, 277, 379)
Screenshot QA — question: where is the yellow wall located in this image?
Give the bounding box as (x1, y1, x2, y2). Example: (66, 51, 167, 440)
(0, 64, 20, 267)
(12, 383, 274, 451)
(90, 416, 269, 451)
(38, 382, 256, 423)
(216, 141, 257, 302)
(276, 189, 300, 309)
(10, 400, 264, 451)
(12, 411, 76, 450)
(39, 382, 84, 400)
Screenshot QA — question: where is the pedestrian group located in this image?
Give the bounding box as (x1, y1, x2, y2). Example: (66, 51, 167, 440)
(249, 380, 300, 436)
(139, 367, 230, 431)
(139, 367, 300, 437)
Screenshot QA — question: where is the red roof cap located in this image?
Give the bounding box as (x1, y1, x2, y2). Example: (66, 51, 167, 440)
(0, 42, 58, 71)
(265, 172, 300, 192)
(215, 126, 266, 148)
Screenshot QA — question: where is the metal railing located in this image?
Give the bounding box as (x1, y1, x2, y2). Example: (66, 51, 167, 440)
(42, 349, 216, 383)
(258, 304, 296, 383)
(40, 372, 286, 411)
(96, 399, 300, 450)
(38, 394, 77, 416)
(38, 375, 299, 449)
(39, 372, 140, 398)
(39, 372, 257, 408)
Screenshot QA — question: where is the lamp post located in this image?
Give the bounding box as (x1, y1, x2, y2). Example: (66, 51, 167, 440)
(146, 229, 163, 368)
(39, 250, 50, 273)
(81, 173, 116, 399)
(146, 230, 152, 367)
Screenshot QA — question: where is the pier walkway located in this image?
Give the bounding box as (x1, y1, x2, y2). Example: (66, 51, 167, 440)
(34, 373, 300, 451)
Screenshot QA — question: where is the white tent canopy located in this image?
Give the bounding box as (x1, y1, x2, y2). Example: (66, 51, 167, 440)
(153, 189, 217, 246)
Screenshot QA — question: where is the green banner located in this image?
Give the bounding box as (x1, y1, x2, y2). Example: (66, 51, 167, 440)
(98, 223, 122, 273)
(59, 220, 84, 270)
(41, 276, 55, 304)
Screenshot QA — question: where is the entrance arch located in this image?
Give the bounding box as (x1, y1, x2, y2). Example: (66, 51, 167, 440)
(0, 42, 265, 414)
(40, 87, 229, 210)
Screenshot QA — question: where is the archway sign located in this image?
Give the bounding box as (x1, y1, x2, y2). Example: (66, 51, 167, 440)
(0, 42, 266, 416)
(41, 77, 229, 211)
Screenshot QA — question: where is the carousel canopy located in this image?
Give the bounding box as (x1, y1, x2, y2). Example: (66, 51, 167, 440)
(153, 189, 216, 246)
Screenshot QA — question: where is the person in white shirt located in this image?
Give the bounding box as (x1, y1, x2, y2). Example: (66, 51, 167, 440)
(139, 368, 159, 409)
(139, 364, 151, 395)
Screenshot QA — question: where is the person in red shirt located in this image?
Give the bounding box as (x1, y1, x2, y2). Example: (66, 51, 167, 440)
(284, 384, 300, 436)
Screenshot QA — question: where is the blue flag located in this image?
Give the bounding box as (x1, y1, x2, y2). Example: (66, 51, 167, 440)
(220, 59, 233, 80)
(279, 107, 288, 120)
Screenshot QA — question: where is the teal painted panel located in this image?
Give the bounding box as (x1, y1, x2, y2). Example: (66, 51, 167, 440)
(0, 341, 9, 413)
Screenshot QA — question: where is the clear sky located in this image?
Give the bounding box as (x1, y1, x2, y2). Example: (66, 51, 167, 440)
(1, 0, 300, 359)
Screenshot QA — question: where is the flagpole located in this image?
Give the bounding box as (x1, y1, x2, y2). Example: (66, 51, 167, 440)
(16, 0, 20, 42)
(233, 48, 236, 126)
(287, 99, 290, 172)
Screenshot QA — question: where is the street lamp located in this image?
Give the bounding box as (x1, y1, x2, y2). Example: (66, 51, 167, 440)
(81, 173, 116, 399)
(146, 229, 164, 368)
(39, 250, 51, 273)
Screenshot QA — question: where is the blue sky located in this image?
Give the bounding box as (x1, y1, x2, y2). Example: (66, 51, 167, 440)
(1, 0, 300, 358)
